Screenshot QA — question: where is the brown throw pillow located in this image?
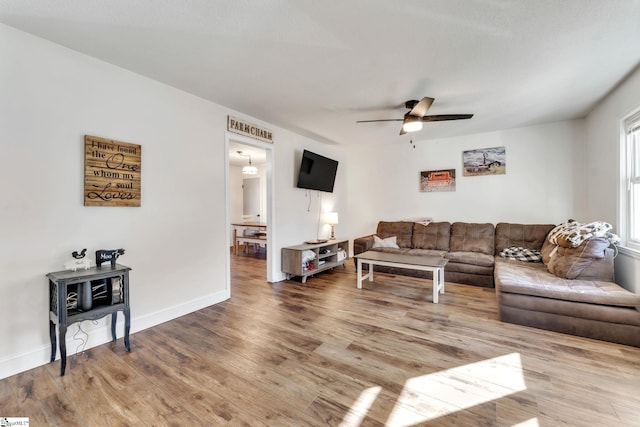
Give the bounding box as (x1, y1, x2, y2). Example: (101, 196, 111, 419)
(547, 238, 610, 279)
(540, 235, 555, 265)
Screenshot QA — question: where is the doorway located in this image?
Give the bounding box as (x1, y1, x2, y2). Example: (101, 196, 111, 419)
(225, 133, 274, 290)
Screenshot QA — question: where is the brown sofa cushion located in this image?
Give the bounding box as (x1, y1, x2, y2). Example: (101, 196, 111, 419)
(575, 248, 616, 281)
(445, 251, 495, 267)
(450, 222, 495, 255)
(377, 221, 414, 248)
(495, 223, 555, 255)
(406, 248, 448, 258)
(412, 222, 451, 251)
(547, 238, 612, 280)
(498, 292, 640, 327)
(495, 257, 640, 307)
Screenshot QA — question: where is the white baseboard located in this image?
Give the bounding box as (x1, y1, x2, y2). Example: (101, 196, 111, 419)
(0, 289, 230, 380)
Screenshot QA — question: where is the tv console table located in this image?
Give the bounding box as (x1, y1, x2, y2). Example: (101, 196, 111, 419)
(282, 239, 349, 283)
(46, 264, 131, 376)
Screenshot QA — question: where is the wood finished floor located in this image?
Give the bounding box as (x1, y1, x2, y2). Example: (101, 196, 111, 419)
(1, 253, 639, 426)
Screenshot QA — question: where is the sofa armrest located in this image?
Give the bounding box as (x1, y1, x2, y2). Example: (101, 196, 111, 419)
(354, 235, 375, 255)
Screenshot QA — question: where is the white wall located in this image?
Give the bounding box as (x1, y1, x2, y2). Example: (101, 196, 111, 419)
(271, 141, 346, 267)
(0, 24, 227, 378)
(0, 24, 347, 378)
(585, 65, 640, 293)
(345, 120, 586, 240)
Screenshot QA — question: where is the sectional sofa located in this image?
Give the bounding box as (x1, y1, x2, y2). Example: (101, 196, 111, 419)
(354, 221, 502, 287)
(353, 221, 640, 347)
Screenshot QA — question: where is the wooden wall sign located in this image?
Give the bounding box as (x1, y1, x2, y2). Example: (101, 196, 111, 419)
(84, 135, 141, 207)
(227, 115, 273, 143)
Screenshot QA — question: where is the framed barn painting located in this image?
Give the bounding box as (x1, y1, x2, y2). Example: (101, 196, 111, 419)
(463, 146, 506, 176)
(420, 169, 456, 192)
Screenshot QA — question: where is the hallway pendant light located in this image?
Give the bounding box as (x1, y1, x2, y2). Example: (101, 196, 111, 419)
(242, 158, 258, 175)
(238, 151, 258, 175)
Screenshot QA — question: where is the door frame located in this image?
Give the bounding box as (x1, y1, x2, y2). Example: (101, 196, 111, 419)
(224, 132, 275, 291)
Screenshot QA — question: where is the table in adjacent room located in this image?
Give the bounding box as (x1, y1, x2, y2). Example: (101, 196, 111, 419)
(232, 222, 268, 255)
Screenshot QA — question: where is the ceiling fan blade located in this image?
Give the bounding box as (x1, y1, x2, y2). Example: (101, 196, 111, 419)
(407, 97, 434, 117)
(421, 114, 474, 122)
(356, 119, 404, 123)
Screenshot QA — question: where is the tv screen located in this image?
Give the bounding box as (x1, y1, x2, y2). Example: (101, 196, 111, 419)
(296, 150, 339, 193)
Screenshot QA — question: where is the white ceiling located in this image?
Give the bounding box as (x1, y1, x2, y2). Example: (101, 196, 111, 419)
(228, 141, 266, 167)
(2, 0, 640, 147)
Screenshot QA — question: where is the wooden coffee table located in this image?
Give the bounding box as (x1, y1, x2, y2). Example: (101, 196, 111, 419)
(354, 251, 448, 303)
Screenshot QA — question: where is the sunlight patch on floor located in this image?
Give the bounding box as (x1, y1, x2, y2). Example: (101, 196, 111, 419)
(385, 352, 527, 426)
(339, 386, 382, 427)
(341, 353, 529, 426)
(512, 418, 540, 426)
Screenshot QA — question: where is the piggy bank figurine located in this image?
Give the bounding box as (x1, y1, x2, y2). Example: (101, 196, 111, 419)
(95, 248, 125, 267)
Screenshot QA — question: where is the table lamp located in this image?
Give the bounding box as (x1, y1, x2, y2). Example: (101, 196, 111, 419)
(325, 212, 338, 239)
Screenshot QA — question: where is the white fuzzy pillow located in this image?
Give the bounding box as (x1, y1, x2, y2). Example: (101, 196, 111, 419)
(373, 235, 399, 249)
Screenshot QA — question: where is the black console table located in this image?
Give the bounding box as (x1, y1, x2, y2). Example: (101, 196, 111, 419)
(46, 264, 131, 376)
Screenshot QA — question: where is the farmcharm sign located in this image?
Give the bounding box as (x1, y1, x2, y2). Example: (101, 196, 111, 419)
(84, 135, 142, 207)
(227, 116, 273, 143)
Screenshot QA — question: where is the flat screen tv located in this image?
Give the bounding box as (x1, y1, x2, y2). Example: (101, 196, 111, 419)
(296, 150, 339, 193)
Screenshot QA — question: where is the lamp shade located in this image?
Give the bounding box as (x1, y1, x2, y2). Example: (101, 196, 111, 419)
(242, 164, 258, 175)
(325, 212, 339, 225)
(238, 150, 258, 175)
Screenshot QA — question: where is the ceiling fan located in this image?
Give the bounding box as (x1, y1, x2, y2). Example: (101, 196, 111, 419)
(356, 97, 473, 135)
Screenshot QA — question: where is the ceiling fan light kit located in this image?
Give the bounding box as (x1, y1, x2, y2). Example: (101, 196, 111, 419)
(402, 116, 423, 133)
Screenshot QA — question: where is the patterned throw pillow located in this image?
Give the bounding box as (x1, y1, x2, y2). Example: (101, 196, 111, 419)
(372, 235, 399, 249)
(500, 246, 543, 262)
